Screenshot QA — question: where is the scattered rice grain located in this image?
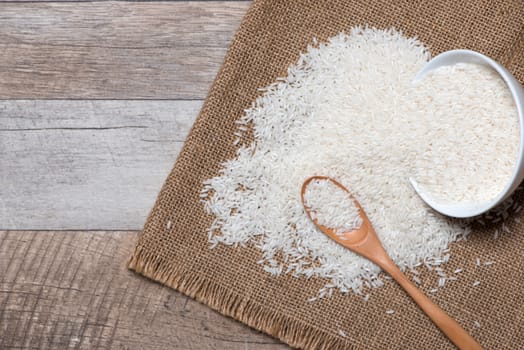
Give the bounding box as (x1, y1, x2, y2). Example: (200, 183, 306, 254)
(202, 27, 518, 295)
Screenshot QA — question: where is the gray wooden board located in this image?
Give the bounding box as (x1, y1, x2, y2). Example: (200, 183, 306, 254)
(0, 100, 200, 230)
(0, 1, 250, 2)
(0, 1, 286, 348)
(0, 2, 248, 99)
(0, 230, 288, 349)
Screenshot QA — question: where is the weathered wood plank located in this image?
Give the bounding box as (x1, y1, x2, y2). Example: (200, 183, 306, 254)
(0, 1, 249, 99)
(0, 100, 201, 230)
(0, 1, 250, 2)
(0, 230, 288, 349)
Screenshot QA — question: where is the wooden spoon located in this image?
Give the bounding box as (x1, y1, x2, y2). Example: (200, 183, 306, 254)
(301, 176, 483, 350)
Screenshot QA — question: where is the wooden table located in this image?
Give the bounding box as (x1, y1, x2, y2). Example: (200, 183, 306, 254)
(0, 2, 288, 348)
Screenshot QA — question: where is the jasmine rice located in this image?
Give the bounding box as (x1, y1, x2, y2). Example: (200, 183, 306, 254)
(201, 27, 519, 296)
(303, 179, 362, 235)
(412, 63, 518, 204)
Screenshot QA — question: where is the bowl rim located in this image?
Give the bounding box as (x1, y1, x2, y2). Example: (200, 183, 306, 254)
(410, 49, 524, 218)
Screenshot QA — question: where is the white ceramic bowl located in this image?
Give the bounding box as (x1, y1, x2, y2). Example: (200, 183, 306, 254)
(409, 49, 524, 218)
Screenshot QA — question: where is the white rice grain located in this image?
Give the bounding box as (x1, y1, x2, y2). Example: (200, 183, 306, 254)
(202, 27, 518, 295)
(304, 179, 362, 235)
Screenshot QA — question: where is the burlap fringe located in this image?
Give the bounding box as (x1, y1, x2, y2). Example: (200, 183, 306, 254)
(128, 245, 353, 350)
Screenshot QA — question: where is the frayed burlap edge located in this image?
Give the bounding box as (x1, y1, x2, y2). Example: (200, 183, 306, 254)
(128, 245, 351, 350)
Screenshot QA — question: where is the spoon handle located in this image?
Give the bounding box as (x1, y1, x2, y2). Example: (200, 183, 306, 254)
(380, 259, 483, 350)
(300, 176, 483, 349)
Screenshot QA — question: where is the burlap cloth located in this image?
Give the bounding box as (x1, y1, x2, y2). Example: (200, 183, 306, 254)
(128, 1, 524, 348)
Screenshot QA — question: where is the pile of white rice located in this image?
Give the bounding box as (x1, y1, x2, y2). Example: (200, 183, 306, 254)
(201, 27, 519, 296)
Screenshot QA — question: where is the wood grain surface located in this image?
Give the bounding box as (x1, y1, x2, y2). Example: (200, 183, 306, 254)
(0, 1, 288, 349)
(0, 230, 287, 349)
(0, 2, 248, 99)
(1, 100, 198, 230)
